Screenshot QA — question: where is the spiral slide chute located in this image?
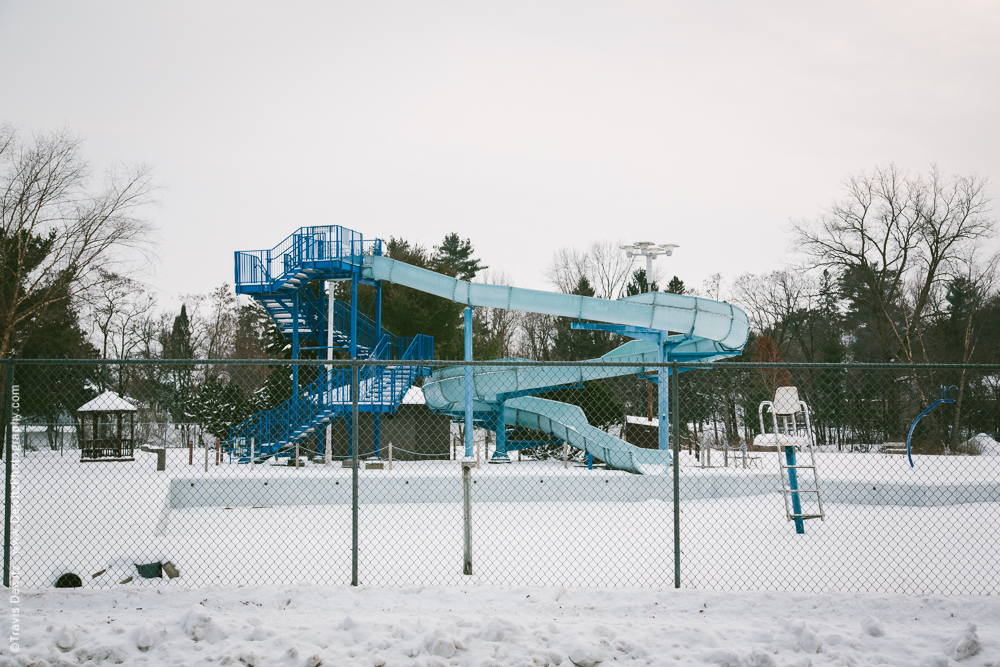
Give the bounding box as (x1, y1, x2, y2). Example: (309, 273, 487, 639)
(362, 254, 749, 474)
(503, 396, 671, 476)
(421, 340, 658, 413)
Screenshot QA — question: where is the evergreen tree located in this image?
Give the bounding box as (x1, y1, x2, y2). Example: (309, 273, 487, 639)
(625, 268, 659, 296)
(433, 233, 486, 281)
(355, 235, 487, 359)
(185, 375, 253, 441)
(161, 304, 196, 423)
(16, 285, 99, 448)
(838, 263, 902, 361)
(163, 305, 195, 360)
(551, 277, 621, 361)
(666, 276, 686, 294)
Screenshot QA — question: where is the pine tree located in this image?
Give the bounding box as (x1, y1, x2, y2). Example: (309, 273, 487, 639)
(625, 268, 659, 296)
(16, 284, 98, 448)
(433, 233, 486, 281)
(666, 276, 686, 294)
(551, 277, 621, 361)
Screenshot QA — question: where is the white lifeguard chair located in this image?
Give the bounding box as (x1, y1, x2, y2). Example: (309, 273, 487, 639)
(758, 386, 825, 534)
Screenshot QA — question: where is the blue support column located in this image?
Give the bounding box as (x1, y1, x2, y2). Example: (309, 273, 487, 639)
(464, 306, 474, 459)
(657, 336, 669, 452)
(375, 281, 383, 340)
(490, 403, 510, 463)
(292, 290, 300, 394)
(373, 278, 382, 459)
(785, 446, 805, 534)
(350, 273, 358, 360)
(587, 453, 593, 470)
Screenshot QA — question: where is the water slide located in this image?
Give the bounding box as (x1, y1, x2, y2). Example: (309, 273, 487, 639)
(363, 255, 750, 475)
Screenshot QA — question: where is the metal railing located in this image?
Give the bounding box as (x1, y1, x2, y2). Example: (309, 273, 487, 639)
(234, 225, 381, 289)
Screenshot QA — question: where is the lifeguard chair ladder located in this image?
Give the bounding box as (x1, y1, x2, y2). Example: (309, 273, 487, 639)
(758, 386, 825, 534)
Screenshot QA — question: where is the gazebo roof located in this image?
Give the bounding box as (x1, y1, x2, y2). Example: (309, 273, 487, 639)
(77, 391, 138, 413)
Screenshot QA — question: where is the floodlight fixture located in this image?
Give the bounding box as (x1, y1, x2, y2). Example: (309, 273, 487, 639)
(620, 242, 679, 289)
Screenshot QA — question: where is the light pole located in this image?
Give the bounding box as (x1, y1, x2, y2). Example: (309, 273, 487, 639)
(620, 242, 679, 291)
(621, 242, 679, 452)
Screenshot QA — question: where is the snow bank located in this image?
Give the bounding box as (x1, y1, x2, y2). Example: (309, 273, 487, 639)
(962, 433, 1000, 456)
(3, 586, 997, 667)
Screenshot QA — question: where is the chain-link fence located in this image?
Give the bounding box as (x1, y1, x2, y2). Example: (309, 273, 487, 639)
(3, 359, 998, 594)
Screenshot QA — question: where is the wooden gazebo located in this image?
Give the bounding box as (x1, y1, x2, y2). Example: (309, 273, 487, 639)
(76, 391, 138, 462)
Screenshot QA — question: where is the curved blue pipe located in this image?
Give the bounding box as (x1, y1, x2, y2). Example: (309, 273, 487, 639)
(905, 385, 957, 467)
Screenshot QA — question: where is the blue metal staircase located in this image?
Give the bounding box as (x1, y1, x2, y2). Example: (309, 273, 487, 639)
(229, 335, 432, 463)
(231, 225, 434, 463)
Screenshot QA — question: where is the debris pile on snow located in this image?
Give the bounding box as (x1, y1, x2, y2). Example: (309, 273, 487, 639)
(2, 585, 998, 667)
(946, 623, 980, 661)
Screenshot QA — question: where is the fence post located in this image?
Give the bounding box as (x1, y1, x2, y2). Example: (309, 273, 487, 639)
(351, 359, 359, 586)
(462, 460, 474, 575)
(4, 358, 14, 588)
(671, 361, 681, 589)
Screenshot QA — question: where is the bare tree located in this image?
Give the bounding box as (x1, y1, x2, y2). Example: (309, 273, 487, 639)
(730, 270, 816, 354)
(702, 273, 724, 301)
(473, 271, 523, 359)
(589, 239, 636, 299)
(85, 269, 156, 392)
(516, 312, 556, 360)
(544, 246, 591, 294)
(0, 125, 157, 358)
(201, 284, 239, 360)
(793, 165, 994, 363)
(86, 270, 155, 360)
(941, 250, 1000, 447)
(544, 238, 648, 299)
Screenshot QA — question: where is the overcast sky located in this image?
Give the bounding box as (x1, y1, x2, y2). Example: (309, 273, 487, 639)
(2, 1, 999, 306)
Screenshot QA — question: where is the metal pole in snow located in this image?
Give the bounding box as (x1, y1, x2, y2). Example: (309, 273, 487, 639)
(464, 306, 474, 459)
(4, 359, 14, 587)
(671, 360, 681, 589)
(462, 460, 473, 575)
(325, 279, 334, 466)
(351, 360, 359, 586)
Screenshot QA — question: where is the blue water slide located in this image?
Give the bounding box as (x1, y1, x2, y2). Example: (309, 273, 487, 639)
(362, 255, 750, 475)
(363, 256, 749, 350)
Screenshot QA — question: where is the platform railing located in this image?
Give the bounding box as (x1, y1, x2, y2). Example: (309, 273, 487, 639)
(235, 225, 382, 291)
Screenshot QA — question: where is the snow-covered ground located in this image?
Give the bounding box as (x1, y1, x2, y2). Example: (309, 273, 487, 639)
(3, 585, 997, 667)
(11, 450, 999, 594)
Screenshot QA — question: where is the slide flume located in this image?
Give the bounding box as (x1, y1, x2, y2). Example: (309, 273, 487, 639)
(363, 255, 750, 474)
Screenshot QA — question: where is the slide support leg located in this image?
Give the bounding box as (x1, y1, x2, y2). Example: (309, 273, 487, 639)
(490, 402, 510, 463)
(658, 341, 669, 451)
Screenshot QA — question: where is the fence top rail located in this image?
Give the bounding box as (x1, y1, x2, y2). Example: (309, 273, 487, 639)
(6, 358, 1000, 372)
